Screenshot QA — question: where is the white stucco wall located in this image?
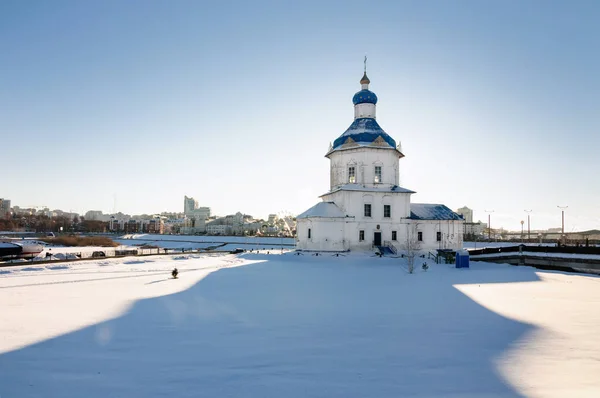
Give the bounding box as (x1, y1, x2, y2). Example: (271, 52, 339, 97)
(296, 217, 347, 251)
(354, 103, 376, 119)
(328, 148, 401, 190)
(297, 216, 408, 252)
(341, 219, 408, 251)
(390, 220, 463, 254)
(296, 211, 463, 253)
(321, 190, 411, 220)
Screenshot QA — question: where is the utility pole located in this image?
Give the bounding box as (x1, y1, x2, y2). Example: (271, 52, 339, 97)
(524, 209, 532, 242)
(485, 210, 494, 241)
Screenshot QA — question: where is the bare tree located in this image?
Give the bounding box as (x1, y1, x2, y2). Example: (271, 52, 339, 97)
(400, 223, 422, 273)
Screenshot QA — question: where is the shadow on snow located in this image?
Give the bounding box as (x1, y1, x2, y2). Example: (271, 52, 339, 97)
(0, 254, 541, 397)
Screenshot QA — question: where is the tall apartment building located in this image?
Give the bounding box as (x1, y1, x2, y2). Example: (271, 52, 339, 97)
(184, 196, 198, 215)
(456, 206, 473, 223)
(0, 198, 11, 218)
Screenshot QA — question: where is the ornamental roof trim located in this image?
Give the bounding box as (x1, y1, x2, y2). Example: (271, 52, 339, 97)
(320, 184, 416, 197)
(331, 118, 396, 151)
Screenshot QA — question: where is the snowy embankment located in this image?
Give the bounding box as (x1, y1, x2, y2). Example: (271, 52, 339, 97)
(1, 253, 599, 397)
(120, 233, 295, 245)
(113, 234, 295, 253)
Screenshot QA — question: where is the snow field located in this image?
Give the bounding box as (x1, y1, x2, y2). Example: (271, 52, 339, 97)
(0, 252, 599, 397)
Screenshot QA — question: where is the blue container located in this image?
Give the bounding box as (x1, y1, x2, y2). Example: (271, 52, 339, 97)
(455, 249, 470, 268)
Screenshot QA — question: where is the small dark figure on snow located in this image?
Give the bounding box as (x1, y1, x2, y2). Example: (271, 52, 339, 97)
(172, 268, 179, 279)
(422, 262, 429, 271)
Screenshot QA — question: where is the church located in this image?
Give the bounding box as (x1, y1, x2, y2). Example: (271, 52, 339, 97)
(296, 67, 464, 253)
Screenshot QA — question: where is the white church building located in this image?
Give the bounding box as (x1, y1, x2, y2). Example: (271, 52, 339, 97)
(296, 70, 463, 254)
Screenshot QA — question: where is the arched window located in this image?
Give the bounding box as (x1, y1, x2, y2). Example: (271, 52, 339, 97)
(347, 159, 357, 184)
(374, 166, 382, 183)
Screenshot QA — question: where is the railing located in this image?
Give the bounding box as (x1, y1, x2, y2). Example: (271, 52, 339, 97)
(1, 245, 239, 266)
(383, 241, 398, 254)
(428, 251, 439, 264)
(469, 245, 600, 257)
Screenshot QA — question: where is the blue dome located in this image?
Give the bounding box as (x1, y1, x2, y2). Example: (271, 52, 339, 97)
(352, 89, 378, 105)
(332, 118, 396, 150)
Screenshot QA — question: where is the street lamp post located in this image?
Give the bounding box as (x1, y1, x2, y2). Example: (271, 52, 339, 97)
(520, 220, 524, 243)
(485, 210, 494, 241)
(524, 210, 532, 242)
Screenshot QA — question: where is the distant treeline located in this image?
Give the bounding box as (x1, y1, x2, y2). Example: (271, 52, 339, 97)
(39, 236, 117, 247)
(0, 214, 107, 233)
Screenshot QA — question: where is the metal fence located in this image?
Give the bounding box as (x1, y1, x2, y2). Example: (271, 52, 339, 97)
(468, 245, 600, 256)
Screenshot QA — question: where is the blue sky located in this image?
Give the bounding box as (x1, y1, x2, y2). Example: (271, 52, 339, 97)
(1, 0, 599, 231)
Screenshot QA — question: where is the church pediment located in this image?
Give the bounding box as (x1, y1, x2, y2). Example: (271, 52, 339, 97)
(340, 137, 359, 149)
(370, 135, 390, 147)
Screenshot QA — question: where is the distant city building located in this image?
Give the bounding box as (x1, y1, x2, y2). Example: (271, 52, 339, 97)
(463, 222, 487, 239)
(164, 217, 185, 234)
(85, 210, 101, 220)
(205, 223, 229, 235)
(455, 206, 473, 223)
(160, 211, 185, 219)
(184, 196, 198, 216)
(456, 207, 485, 240)
(183, 196, 210, 234)
(84, 210, 109, 221)
(12, 206, 37, 216)
(125, 219, 139, 233)
(181, 215, 207, 234)
(0, 198, 11, 218)
(193, 207, 211, 219)
(147, 218, 165, 234)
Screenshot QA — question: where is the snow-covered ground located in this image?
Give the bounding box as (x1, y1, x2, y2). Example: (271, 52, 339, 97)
(1, 253, 600, 397)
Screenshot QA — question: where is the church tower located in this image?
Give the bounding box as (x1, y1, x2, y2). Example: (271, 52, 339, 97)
(325, 64, 404, 191)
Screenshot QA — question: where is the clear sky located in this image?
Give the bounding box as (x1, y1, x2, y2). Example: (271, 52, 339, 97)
(1, 0, 599, 231)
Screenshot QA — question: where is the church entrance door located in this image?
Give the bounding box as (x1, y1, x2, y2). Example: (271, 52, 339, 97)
(374, 232, 382, 246)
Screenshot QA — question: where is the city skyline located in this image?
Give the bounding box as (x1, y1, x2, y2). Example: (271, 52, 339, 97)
(2, 1, 599, 231)
(3, 198, 593, 234)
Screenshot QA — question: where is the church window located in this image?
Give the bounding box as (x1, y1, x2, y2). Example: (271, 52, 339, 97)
(359, 230, 365, 241)
(348, 166, 356, 183)
(392, 231, 397, 241)
(436, 231, 441, 242)
(418, 231, 423, 241)
(374, 166, 382, 183)
(384, 205, 391, 218)
(364, 204, 371, 217)
(308, 228, 311, 239)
